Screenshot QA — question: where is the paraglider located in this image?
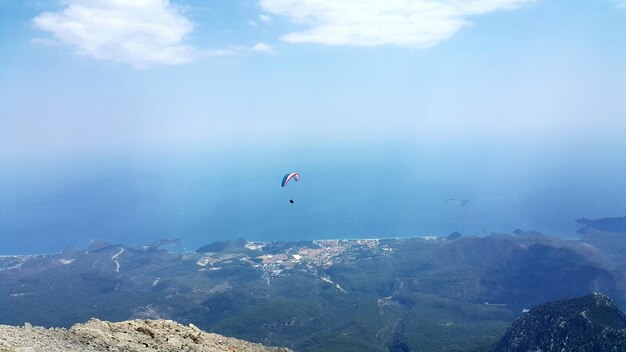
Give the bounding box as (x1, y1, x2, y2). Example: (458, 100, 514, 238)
(282, 172, 300, 204)
(281, 172, 300, 187)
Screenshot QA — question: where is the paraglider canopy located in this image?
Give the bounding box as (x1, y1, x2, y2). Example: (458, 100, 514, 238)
(281, 172, 300, 187)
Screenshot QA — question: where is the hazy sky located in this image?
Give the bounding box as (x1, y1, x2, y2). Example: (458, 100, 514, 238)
(1, 0, 626, 253)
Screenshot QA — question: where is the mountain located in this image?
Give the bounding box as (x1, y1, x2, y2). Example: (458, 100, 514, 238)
(578, 229, 626, 271)
(2, 230, 626, 351)
(421, 231, 623, 304)
(489, 293, 626, 352)
(446, 232, 462, 241)
(577, 217, 626, 233)
(0, 318, 290, 351)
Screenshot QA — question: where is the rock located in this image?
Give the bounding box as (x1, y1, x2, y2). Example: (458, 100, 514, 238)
(0, 318, 292, 352)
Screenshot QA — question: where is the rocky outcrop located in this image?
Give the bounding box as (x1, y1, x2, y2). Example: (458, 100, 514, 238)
(490, 293, 626, 352)
(0, 318, 291, 352)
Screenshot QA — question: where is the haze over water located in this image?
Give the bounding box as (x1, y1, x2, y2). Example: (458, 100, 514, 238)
(2, 141, 625, 254)
(1, 0, 626, 254)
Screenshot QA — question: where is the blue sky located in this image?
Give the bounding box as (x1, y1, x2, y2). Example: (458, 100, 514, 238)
(1, 0, 626, 157)
(1, 0, 626, 253)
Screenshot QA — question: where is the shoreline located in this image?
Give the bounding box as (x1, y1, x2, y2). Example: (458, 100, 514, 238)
(0, 230, 587, 257)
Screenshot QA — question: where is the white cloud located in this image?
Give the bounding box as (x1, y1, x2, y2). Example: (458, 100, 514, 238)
(33, 0, 196, 67)
(197, 43, 276, 56)
(250, 42, 277, 54)
(259, 14, 271, 23)
(259, 0, 535, 47)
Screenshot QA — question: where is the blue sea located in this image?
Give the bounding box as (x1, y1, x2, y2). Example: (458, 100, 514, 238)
(1, 144, 625, 254)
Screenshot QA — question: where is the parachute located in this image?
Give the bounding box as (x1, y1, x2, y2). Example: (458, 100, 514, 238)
(281, 172, 300, 187)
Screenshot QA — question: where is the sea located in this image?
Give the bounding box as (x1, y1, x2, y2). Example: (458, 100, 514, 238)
(1, 144, 625, 254)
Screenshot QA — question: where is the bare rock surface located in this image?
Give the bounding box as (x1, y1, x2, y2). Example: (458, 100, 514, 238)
(0, 319, 291, 352)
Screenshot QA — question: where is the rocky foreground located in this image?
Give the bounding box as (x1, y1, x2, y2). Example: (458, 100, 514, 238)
(0, 318, 291, 352)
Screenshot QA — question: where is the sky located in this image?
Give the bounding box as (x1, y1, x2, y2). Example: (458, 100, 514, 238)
(1, 0, 626, 254)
